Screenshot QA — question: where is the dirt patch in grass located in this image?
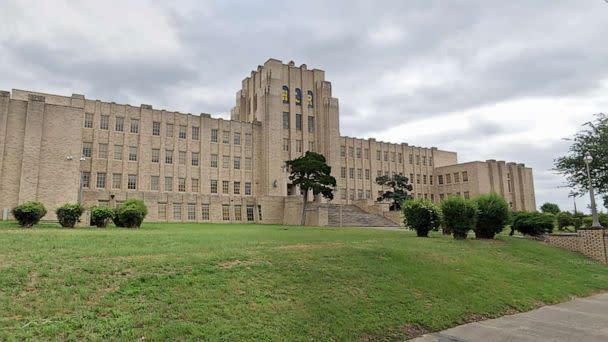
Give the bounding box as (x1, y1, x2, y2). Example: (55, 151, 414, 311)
(360, 323, 429, 341)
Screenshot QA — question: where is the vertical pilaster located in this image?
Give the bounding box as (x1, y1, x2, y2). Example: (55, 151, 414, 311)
(0, 91, 10, 191)
(18, 94, 46, 202)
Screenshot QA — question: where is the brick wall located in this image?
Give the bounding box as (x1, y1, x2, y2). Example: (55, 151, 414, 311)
(544, 228, 607, 264)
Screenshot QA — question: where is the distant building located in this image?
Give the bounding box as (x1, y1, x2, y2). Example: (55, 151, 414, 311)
(0, 59, 535, 225)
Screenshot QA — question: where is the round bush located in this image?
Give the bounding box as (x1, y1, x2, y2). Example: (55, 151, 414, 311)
(473, 193, 509, 239)
(55, 203, 84, 228)
(11, 201, 47, 228)
(441, 196, 478, 240)
(90, 206, 114, 228)
(556, 212, 574, 230)
(113, 199, 148, 228)
(512, 211, 555, 236)
(402, 199, 441, 237)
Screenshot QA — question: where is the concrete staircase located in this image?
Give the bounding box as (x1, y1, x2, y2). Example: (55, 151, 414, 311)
(327, 204, 399, 227)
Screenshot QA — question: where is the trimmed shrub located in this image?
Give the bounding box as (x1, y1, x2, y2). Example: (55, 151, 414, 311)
(512, 211, 555, 236)
(572, 212, 585, 230)
(441, 196, 478, 240)
(402, 199, 441, 237)
(473, 193, 510, 239)
(11, 201, 47, 228)
(582, 216, 593, 228)
(90, 206, 114, 228)
(540, 202, 560, 215)
(55, 203, 84, 228)
(556, 211, 574, 230)
(600, 213, 608, 227)
(113, 199, 148, 228)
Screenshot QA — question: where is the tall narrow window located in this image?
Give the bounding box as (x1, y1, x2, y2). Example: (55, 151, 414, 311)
(307, 90, 314, 108)
(112, 173, 122, 189)
(234, 132, 241, 145)
(151, 176, 159, 191)
(210, 180, 218, 194)
(84, 113, 93, 128)
(151, 149, 160, 163)
(82, 142, 92, 158)
(191, 178, 199, 192)
(114, 145, 122, 160)
(152, 121, 161, 136)
(130, 119, 139, 133)
(201, 204, 210, 220)
(165, 150, 173, 164)
(222, 205, 230, 221)
(245, 182, 252, 195)
(234, 205, 242, 221)
(179, 151, 186, 165)
(127, 175, 137, 190)
(283, 139, 290, 152)
(245, 157, 252, 170)
(282, 85, 289, 103)
(191, 126, 199, 140)
(245, 133, 252, 146)
(173, 203, 182, 220)
(282, 112, 290, 129)
(234, 181, 241, 195)
(191, 152, 199, 166)
(165, 177, 173, 191)
(188, 203, 196, 221)
(179, 125, 187, 139)
(295, 88, 302, 106)
(166, 123, 174, 137)
(115, 117, 124, 131)
(82, 172, 90, 188)
(178, 178, 186, 192)
(222, 181, 230, 194)
(100, 115, 109, 130)
(308, 116, 315, 133)
(129, 147, 137, 161)
(98, 143, 108, 159)
(96, 172, 106, 188)
(222, 131, 230, 144)
(211, 154, 218, 168)
(211, 129, 218, 142)
(234, 156, 241, 170)
(295, 114, 302, 130)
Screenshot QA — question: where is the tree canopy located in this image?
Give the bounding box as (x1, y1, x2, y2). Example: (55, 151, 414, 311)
(540, 202, 561, 215)
(285, 151, 336, 225)
(554, 114, 608, 209)
(376, 174, 413, 211)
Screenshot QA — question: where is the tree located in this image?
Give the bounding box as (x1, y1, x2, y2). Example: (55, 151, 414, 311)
(441, 196, 478, 240)
(375, 174, 413, 211)
(285, 152, 337, 226)
(556, 211, 574, 230)
(473, 193, 510, 239)
(540, 202, 560, 215)
(555, 114, 608, 202)
(402, 199, 441, 237)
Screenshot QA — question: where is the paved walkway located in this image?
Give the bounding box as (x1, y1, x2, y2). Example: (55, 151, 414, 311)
(409, 292, 608, 342)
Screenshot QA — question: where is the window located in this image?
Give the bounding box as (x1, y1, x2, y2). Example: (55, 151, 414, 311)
(384, 151, 388, 161)
(222, 205, 230, 221)
(440, 193, 445, 201)
(349, 168, 354, 179)
(165, 177, 173, 192)
(377, 170, 382, 177)
(431, 194, 435, 202)
(258, 205, 262, 221)
(307, 90, 314, 108)
(365, 169, 370, 180)
(430, 176, 433, 185)
(454, 172, 460, 183)
(234, 132, 241, 145)
(112, 173, 121, 189)
(222, 181, 229, 194)
(234, 156, 241, 170)
(340, 146, 346, 157)
(416, 155, 420, 165)
(173, 203, 181, 220)
(222, 155, 230, 168)
(82, 142, 92, 157)
(308, 116, 315, 133)
(446, 174, 452, 184)
(234, 205, 242, 221)
(179, 151, 186, 165)
(358, 190, 364, 199)
(462, 171, 469, 182)
(423, 175, 427, 185)
(115, 117, 124, 131)
(417, 174, 421, 184)
(295, 114, 302, 130)
(179, 125, 186, 139)
(282, 85, 289, 103)
(398, 153, 402, 163)
(391, 152, 396, 162)
(96, 172, 106, 188)
(100, 115, 109, 130)
(130, 119, 139, 133)
(429, 157, 433, 166)
(211, 154, 218, 168)
(84, 113, 93, 128)
(201, 204, 210, 220)
(129, 147, 137, 161)
(245, 182, 252, 195)
(438, 175, 444, 185)
(210, 180, 218, 194)
(114, 145, 122, 160)
(222, 131, 230, 144)
(282, 112, 290, 129)
(348, 147, 354, 158)
(245, 133, 252, 146)
(422, 156, 427, 165)
(366, 190, 371, 199)
(308, 141, 315, 152)
(98, 143, 108, 159)
(151, 176, 159, 191)
(158, 202, 167, 220)
(188, 204, 196, 221)
(245, 157, 252, 170)
(247, 205, 254, 221)
(151, 149, 160, 163)
(82, 172, 90, 188)
(365, 148, 370, 159)
(356, 148, 361, 158)
(376, 150, 381, 160)
(178, 178, 186, 192)
(283, 138, 290, 152)
(191, 178, 199, 192)
(165, 150, 173, 164)
(192, 126, 199, 140)
(409, 154, 413, 164)
(234, 181, 240, 194)
(127, 175, 137, 190)
(152, 121, 161, 136)
(165, 123, 173, 138)
(192, 152, 199, 166)
(341, 167, 346, 178)
(211, 129, 218, 142)
(295, 140, 303, 153)
(464, 191, 470, 199)
(295, 88, 302, 106)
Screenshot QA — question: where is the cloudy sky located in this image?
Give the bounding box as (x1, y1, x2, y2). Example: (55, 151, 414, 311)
(1, 0, 607, 212)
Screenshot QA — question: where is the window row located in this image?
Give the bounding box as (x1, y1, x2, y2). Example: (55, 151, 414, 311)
(210, 129, 252, 145)
(438, 191, 470, 200)
(437, 171, 469, 185)
(282, 86, 314, 108)
(339, 146, 434, 166)
(82, 172, 137, 190)
(210, 154, 252, 170)
(209, 180, 252, 195)
(338, 188, 372, 201)
(282, 112, 315, 132)
(158, 202, 258, 222)
(282, 139, 314, 153)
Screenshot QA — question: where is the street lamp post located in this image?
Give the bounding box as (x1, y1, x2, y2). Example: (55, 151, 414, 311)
(78, 156, 86, 205)
(583, 153, 602, 228)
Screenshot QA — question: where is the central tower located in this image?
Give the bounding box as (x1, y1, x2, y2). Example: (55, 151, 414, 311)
(231, 59, 341, 197)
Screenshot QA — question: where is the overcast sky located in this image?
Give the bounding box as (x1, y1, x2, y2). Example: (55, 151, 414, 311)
(1, 0, 607, 212)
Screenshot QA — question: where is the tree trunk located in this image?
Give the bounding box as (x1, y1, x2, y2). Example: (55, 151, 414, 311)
(301, 190, 308, 226)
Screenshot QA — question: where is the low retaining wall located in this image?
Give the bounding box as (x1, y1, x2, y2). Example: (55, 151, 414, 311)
(544, 228, 607, 264)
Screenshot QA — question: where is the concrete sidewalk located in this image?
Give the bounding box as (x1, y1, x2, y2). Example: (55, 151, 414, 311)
(409, 293, 608, 342)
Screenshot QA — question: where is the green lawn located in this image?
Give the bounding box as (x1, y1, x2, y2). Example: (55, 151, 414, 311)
(1, 221, 607, 341)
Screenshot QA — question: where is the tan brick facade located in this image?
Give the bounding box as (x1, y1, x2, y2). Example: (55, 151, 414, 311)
(545, 229, 608, 264)
(0, 59, 536, 224)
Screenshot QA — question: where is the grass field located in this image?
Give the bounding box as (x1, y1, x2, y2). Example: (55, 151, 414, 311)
(1, 221, 607, 341)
